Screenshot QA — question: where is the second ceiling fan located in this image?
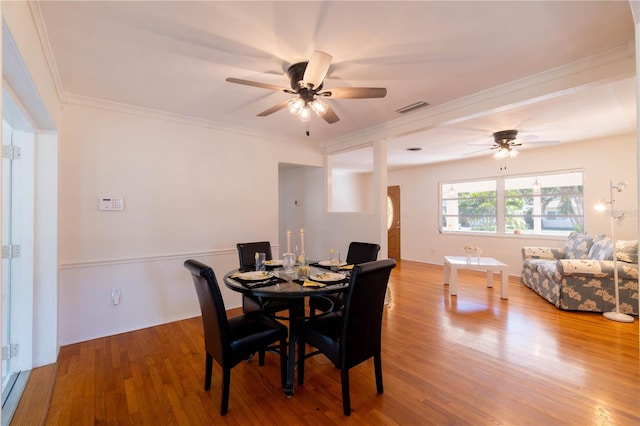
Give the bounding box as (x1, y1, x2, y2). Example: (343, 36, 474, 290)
(226, 50, 387, 124)
(490, 129, 521, 159)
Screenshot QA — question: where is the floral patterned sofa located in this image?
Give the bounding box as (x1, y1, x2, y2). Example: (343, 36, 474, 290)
(521, 232, 638, 314)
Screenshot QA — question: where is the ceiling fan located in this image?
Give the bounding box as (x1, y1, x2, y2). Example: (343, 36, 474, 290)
(465, 129, 522, 159)
(226, 50, 387, 124)
(490, 129, 521, 159)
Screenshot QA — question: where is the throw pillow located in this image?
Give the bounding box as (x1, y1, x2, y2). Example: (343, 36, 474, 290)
(616, 240, 638, 264)
(588, 235, 613, 260)
(563, 232, 594, 259)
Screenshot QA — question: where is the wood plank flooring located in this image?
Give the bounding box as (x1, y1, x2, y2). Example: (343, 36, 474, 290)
(43, 260, 639, 425)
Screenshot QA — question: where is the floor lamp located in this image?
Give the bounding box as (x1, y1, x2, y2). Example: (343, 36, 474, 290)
(597, 181, 634, 323)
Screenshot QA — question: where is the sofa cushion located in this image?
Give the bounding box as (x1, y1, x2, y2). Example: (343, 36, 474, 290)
(522, 247, 560, 260)
(616, 240, 638, 264)
(588, 236, 613, 260)
(557, 259, 608, 277)
(557, 259, 639, 280)
(563, 232, 594, 259)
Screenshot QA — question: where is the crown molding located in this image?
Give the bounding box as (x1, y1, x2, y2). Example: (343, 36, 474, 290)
(29, 1, 68, 105)
(66, 93, 312, 146)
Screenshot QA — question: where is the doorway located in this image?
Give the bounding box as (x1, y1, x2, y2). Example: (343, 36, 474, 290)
(387, 186, 400, 259)
(1, 99, 36, 425)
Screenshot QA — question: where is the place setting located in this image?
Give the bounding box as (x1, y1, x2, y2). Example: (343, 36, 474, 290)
(299, 270, 349, 288)
(311, 248, 354, 273)
(264, 259, 283, 269)
(230, 270, 286, 289)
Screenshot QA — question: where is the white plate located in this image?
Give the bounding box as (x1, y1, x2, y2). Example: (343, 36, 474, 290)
(310, 272, 347, 283)
(265, 259, 283, 266)
(236, 271, 274, 281)
(318, 260, 348, 267)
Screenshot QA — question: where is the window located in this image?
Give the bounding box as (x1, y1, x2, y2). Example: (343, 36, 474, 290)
(441, 180, 497, 233)
(440, 170, 584, 236)
(504, 171, 584, 236)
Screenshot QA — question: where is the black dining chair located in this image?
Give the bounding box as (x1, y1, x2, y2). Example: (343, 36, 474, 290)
(309, 242, 381, 314)
(298, 258, 396, 416)
(184, 259, 287, 415)
(236, 241, 289, 315)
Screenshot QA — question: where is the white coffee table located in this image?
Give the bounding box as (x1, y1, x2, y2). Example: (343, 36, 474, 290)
(443, 256, 508, 299)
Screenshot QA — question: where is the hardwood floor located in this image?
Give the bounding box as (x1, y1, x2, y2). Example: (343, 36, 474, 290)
(43, 260, 639, 425)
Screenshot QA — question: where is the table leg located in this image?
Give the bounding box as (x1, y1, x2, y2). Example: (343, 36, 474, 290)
(284, 300, 303, 397)
(486, 269, 494, 288)
(444, 261, 450, 285)
(450, 266, 457, 296)
(500, 269, 509, 299)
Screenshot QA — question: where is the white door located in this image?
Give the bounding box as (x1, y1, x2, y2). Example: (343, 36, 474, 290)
(1, 117, 34, 410)
(1, 119, 17, 397)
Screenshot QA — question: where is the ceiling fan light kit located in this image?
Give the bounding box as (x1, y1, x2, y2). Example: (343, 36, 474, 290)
(493, 146, 519, 159)
(226, 50, 387, 126)
(491, 129, 521, 159)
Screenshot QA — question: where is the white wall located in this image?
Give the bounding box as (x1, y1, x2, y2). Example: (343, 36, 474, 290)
(33, 131, 57, 365)
(389, 134, 638, 276)
(58, 104, 323, 344)
(279, 166, 380, 262)
(330, 171, 372, 213)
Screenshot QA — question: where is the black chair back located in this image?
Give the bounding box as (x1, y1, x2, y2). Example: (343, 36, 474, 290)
(299, 258, 396, 415)
(184, 259, 230, 364)
(308, 241, 382, 316)
(184, 259, 288, 415)
(342, 258, 395, 367)
(237, 241, 273, 269)
(345, 242, 381, 265)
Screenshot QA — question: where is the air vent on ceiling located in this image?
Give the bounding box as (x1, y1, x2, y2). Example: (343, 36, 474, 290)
(396, 101, 430, 114)
(405, 147, 422, 152)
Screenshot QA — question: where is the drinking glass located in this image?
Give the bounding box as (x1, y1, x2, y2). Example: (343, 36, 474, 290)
(297, 265, 310, 281)
(330, 250, 341, 271)
(283, 253, 295, 273)
(255, 252, 266, 271)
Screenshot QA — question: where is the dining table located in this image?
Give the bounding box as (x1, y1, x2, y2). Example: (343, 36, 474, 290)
(223, 261, 351, 396)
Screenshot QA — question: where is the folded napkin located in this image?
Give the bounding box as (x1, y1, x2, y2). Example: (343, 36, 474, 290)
(303, 279, 326, 288)
(243, 280, 277, 289)
(230, 272, 286, 288)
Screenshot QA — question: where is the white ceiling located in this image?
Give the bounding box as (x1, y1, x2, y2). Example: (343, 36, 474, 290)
(34, 1, 637, 170)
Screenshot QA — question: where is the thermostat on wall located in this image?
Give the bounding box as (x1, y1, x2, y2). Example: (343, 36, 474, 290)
(98, 196, 124, 211)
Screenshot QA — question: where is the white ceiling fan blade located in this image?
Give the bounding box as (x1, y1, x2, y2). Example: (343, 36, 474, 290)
(303, 50, 332, 89)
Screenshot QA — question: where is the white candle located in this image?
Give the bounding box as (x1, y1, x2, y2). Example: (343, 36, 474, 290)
(287, 230, 291, 253)
(300, 228, 305, 253)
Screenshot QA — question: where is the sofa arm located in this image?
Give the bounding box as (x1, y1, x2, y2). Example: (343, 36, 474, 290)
(557, 259, 639, 280)
(522, 247, 564, 260)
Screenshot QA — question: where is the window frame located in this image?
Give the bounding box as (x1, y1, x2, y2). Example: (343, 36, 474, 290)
(439, 169, 585, 237)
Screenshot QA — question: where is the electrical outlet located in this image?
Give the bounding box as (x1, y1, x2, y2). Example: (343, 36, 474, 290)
(111, 289, 121, 305)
